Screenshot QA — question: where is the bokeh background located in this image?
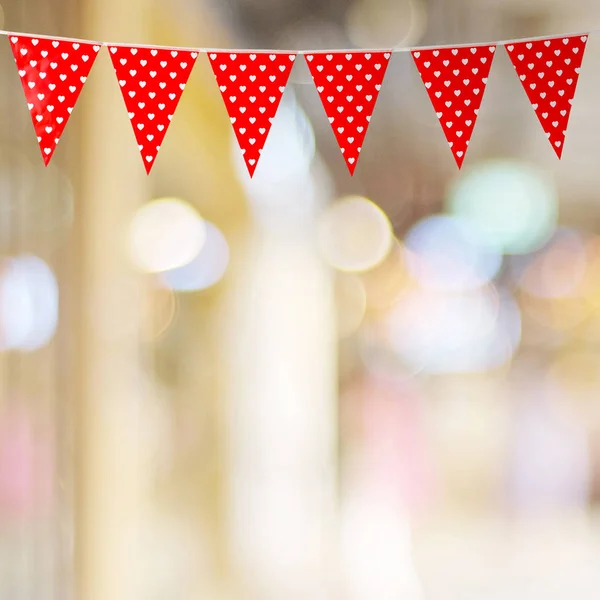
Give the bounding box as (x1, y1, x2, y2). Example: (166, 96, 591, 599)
(1, 0, 600, 598)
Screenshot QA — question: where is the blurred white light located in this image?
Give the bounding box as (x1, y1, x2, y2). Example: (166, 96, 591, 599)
(340, 484, 423, 600)
(403, 214, 502, 291)
(318, 196, 393, 272)
(129, 198, 206, 273)
(159, 222, 229, 292)
(447, 160, 558, 255)
(387, 286, 521, 373)
(0, 255, 59, 351)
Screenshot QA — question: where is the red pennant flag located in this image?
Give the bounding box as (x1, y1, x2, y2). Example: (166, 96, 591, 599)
(305, 51, 391, 175)
(412, 45, 496, 167)
(505, 35, 588, 158)
(208, 52, 296, 177)
(109, 45, 198, 173)
(9, 34, 100, 165)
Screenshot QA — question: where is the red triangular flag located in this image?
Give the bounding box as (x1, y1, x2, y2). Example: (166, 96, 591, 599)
(9, 34, 100, 165)
(208, 52, 296, 177)
(305, 51, 391, 175)
(412, 45, 496, 167)
(505, 35, 588, 158)
(108, 45, 198, 173)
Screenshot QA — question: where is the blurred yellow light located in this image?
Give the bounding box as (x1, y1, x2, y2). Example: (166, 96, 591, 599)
(519, 292, 590, 332)
(336, 274, 367, 338)
(360, 240, 411, 311)
(546, 351, 600, 420)
(143, 282, 177, 341)
(318, 196, 393, 273)
(346, 0, 427, 48)
(580, 237, 600, 309)
(129, 198, 206, 273)
(517, 229, 587, 299)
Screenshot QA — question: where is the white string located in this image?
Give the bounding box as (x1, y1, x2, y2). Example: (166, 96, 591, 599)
(0, 27, 593, 54)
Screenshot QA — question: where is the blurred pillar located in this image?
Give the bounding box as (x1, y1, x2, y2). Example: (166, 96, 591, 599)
(76, 3, 148, 600)
(223, 217, 338, 599)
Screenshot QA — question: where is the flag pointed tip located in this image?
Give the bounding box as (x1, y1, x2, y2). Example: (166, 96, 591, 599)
(552, 143, 564, 159)
(454, 153, 465, 169)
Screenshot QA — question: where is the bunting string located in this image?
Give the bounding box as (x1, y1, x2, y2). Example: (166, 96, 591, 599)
(0, 28, 594, 175)
(0, 28, 594, 53)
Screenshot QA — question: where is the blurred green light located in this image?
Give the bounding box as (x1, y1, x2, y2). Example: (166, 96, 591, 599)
(446, 160, 558, 255)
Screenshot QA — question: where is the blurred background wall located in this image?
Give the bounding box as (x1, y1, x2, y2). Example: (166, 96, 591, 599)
(1, 0, 600, 599)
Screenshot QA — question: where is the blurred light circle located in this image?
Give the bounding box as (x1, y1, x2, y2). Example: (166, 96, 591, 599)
(0, 255, 59, 351)
(318, 196, 393, 272)
(358, 322, 423, 380)
(360, 240, 411, 311)
(142, 284, 177, 341)
(447, 160, 558, 255)
(581, 236, 600, 309)
(159, 222, 230, 292)
(403, 214, 502, 291)
(519, 293, 589, 333)
(512, 228, 587, 299)
(346, 0, 427, 48)
(548, 350, 600, 400)
(387, 286, 521, 373)
(129, 198, 206, 273)
(336, 274, 367, 338)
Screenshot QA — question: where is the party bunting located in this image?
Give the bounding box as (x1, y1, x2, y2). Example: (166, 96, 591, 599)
(412, 45, 496, 167)
(208, 51, 297, 177)
(505, 35, 588, 157)
(109, 45, 198, 173)
(305, 51, 391, 175)
(10, 34, 100, 165)
(2, 28, 597, 173)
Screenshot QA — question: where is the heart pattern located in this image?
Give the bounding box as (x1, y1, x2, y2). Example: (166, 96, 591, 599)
(305, 51, 391, 174)
(208, 52, 296, 177)
(412, 45, 496, 167)
(109, 45, 198, 173)
(505, 35, 588, 157)
(10, 34, 100, 165)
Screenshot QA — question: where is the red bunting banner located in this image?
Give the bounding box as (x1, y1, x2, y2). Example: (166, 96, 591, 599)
(9, 33, 100, 164)
(109, 45, 198, 172)
(208, 51, 296, 177)
(505, 35, 588, 157)
(2, 29, 596, 173)
(411, 45, 496, 167)
(304, 51, 391, 174)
